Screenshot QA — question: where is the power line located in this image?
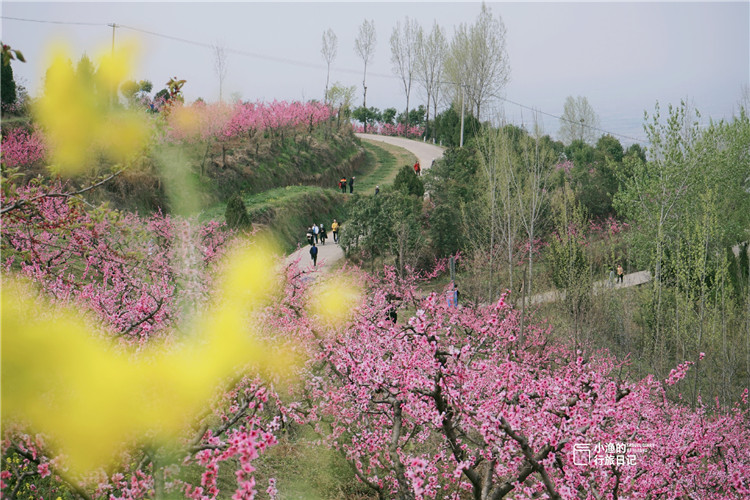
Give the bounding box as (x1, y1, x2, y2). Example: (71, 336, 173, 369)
(438, 79, 649, 144)
(498, 95, 649, 145)
(1, 15, 104, 27)
(116, 23, 391, 78)
(3, 14, 649, 144)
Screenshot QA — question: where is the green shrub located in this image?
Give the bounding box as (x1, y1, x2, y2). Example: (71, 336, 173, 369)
(225, 194, 252, 230)
(393, 165, 424, 197)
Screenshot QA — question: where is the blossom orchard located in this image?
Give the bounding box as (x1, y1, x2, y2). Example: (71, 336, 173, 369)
(0, 184, 288, 498)
(268, 264, 750, 499)
(164, 100, 336, 143)
(0, 181, 230, 343)
(352, 122, 425, 139)
(1, 207, 749, 498)
(0, 99, 337, 164)
(0, 127, 46, 168)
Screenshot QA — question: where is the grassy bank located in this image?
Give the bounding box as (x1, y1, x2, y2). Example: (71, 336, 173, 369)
(202, 140, 410, 253)
(202, 185, 349, 253)
(354, 138, 417, 195)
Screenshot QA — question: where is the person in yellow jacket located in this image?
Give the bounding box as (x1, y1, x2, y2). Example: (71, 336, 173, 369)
(331, 219, 340, 244)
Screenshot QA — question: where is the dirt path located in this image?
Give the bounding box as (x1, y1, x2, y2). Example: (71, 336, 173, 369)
(355, 133, 445, 173)
(285, 238, 344, 275)
(524, 270, 651, 306)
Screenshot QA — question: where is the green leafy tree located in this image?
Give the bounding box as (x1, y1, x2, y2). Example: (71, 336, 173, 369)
(352, 106, 381, 131)
(562, 136, 625, 219)
(225, 194, 252, 231)
(398, 105, 426, 127)
(614, 101, 702, 367)
(120, 80, 140, 101)
(426, 203, 462, 258)
(595, 134, 624, 162)
(1, 43, 23, 112)
(1, 57, 17, 111)
(548, 181, 591, 348)
(393, 165, 424, 197)
(423, 146, 478, 258)
(340, 191, 424, 276)
(326, 82, 356, 130)
(381, 107, 397, 125)
(120, 80, 153, 107)
(624, 143, 647, 163)
(433, 105, 480, 147)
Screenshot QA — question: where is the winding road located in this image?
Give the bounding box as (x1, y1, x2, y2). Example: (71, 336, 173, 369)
(286, 134, 653, 305)
(285, 134, 445, 274)
(354, 133, 445, 172)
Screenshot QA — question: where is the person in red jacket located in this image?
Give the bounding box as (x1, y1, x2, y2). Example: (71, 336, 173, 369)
(414, 161, 421, 176)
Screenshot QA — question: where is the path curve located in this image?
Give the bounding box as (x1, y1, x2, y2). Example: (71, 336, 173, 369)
(286, 135, 446, 275)
(355, 133, 445, 173)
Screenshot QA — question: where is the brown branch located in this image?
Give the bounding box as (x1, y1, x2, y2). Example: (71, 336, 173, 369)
(492, 417, 561, 500)
(10, 443, 92, 500)
(1, 171, 122, 215)
(122, 298, 164, 334)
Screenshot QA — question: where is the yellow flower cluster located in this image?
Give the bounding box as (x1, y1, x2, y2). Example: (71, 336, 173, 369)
(1, 238, 297, 474)
(34, 41, 150, 175)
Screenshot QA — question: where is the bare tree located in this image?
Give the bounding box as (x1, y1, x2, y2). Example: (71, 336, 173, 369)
(212, 42, 228, 102)
(321, 28, 338, 103)
(416, 22, 447, 126)
(512, 116, 555, 297)
(354, 19, 377, 126)
(558, 96, 600, 144)
(475, 122, 524, 298)
(390, 17, 419, 130)
(444, 3, 510, 121)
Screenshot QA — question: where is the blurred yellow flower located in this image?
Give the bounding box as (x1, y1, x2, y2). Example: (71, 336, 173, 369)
(1, 239, 296, 474)
(34, 40, 150, 175)
(306, 275, 363, 328)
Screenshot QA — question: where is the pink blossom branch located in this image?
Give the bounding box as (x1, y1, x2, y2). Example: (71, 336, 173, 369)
(1, 171, 122, 215)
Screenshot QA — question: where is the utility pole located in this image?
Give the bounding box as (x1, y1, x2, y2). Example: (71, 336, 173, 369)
(108, 23, 118, 106)
(459, 84, 465, 148)
(108, 23, 117, 56)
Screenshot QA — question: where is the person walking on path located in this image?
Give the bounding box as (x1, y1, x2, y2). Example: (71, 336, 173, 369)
(319, 223, 327, 245)
(331, 219, 340, 243)
(616, 264, 624, 284)
(310, 243, 318, 267)
(414, 161, 421, 176)
(306, 226, 313, 246)
(375, 185, 380, 195)
(349, 176, 355, 193)
(312, 223, 320, 244)
(339, 177, 347, 194)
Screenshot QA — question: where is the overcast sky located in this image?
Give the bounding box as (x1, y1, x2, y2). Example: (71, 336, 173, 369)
(2, 1, 748, 144)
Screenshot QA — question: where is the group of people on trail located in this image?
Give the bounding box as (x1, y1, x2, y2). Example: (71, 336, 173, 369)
(338, 176, 355, 193)
(307, 218, 340, 267)
(306, 222, 327, 246)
